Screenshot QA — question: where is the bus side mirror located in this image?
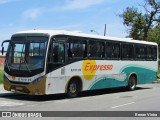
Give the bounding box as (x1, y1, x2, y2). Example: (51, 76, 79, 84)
(1, 39, 11, 55)
(2, 47, 4, 55)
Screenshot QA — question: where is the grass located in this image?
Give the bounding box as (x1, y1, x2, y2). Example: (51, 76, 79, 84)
(158, 66, 160, 79)
(0, 66, 4, 84)
(158, 67, 160, 75)
(0, 72, 3, 84)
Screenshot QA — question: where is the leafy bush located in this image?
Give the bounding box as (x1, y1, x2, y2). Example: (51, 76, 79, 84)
(0, 71, 3, 84)
(0, 67, 4, 84)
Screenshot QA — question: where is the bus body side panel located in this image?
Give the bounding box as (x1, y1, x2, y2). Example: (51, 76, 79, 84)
(86, 60, 157, 90)
(46, 69, 66, 95)
(45, 60, 157, 95)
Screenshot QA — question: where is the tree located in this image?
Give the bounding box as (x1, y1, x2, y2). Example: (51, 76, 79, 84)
(143, 0, 160, 39)
(147, 26, 160, 45)
(120, 7, 146, 40)
(120, 0, 160, 40)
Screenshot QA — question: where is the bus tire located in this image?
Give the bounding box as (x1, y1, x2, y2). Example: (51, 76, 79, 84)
(67, 80, 79, 98)
(127, 75, 137, 91)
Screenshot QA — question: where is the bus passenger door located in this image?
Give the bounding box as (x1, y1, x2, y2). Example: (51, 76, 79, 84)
(47, 41, 65, 71)
(46, 40, 66, 94)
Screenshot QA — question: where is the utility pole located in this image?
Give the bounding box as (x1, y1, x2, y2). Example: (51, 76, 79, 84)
(104, 24, 106, 36)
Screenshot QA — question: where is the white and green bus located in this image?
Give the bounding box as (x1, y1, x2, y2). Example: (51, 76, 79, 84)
(1, 30, 158, 97)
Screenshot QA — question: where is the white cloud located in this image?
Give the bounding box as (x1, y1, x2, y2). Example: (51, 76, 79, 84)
(64, 0, 105, 10)
(53, 0, 106, 11)
(0, 0, 18, 4)
(22, 8, 44, 20)
(51, 0, 120, 12)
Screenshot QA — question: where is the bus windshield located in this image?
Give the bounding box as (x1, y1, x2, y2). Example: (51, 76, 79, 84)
(5, 36, 48, 76)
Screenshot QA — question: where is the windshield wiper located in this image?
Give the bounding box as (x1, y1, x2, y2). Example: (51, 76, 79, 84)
(24, 58, 31, 73)
(19, 44, 31, 73)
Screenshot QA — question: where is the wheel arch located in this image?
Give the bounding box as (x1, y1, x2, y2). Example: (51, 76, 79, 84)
(128, 72, 138, 85)
(65, 76, 83, 93)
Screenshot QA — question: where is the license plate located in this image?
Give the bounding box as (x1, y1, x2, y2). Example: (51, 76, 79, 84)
(16, 87, 23, 91)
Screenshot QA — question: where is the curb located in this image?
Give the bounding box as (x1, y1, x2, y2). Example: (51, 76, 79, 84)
(0, 84, 11, 94)
(152, 80, 160, 84)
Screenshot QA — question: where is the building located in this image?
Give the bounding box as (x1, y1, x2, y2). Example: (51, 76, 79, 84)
(0, 51, 6, 67)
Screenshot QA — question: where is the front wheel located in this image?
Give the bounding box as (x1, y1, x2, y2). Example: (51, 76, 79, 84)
(67, 80, 79, 98)
(127, 76, 137, 91)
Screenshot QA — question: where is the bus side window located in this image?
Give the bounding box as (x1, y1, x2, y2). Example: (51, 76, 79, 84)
(146, 45, 157, 61)
(67, 43, 72, 58)
(52, 43, 65, 63)
(88, 40, 104, 58)
(146, 46, 152, 60)
(136, 45, 146, 60)
(106, 42, 113, 59)
(114, 43, 120, 58)
(122, 44, 134, 60)
(67, 38, 87, 59)
(106, 42, 120, 59)
(152, 46, 157, 60)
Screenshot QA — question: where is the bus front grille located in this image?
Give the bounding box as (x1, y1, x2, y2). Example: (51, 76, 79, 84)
(10, 85, 30, 94)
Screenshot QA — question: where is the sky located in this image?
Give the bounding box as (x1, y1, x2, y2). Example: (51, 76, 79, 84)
(0, 0, 145, 49)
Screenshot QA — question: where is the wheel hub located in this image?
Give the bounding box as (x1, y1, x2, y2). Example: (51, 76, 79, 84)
(69, 83, 77, 93)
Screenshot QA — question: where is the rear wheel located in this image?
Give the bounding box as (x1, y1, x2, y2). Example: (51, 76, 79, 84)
(67, 80, 79, 98)
(127, 76, 137, 91)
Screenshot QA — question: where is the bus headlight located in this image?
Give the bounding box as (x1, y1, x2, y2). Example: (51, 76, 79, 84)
(32, 76, 44, 84)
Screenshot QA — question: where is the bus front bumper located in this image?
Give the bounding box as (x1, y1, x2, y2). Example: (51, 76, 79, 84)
(3, 76, 46, 95)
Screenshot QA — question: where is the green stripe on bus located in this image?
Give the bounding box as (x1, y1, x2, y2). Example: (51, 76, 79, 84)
(89, 65, 157, 90)
(119, 64, 157, 73)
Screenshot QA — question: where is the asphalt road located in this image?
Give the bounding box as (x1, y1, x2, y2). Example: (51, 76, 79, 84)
(0, 83, 160, 120)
